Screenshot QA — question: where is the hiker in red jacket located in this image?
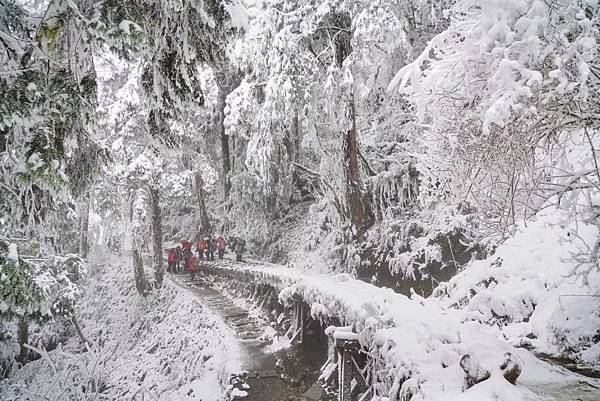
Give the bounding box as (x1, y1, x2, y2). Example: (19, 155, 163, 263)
(197, 238, 207, 260)
(188, 254, 199, 280)
(217, 235, 227, 260)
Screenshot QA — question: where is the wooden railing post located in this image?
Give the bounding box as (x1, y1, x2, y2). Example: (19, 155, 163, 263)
(339, 345, 353, 401)
(291, 299, 306, 345)
(299, 301, 306, 345)
(328, 334, 337, 364)
(328, 327, 370, 401)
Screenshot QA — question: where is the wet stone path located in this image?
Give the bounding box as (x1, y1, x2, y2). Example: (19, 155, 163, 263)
(169, 269, 325, 401)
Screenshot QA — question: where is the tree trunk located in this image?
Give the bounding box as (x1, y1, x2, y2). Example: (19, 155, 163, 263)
(78, 196, 90, 258)
(343, 94, 373, 237)
(132, 248, 148, 296)
(294, 110, 301, 163)
(130, 196, 149, 296)
(231, 135, 236, 175)
(194, 173, 211, 236)
(149, 187, 163, 288)
(284, 109, 300, 163)
(16, 316, 29, 364)
(214, 66, 242, 202)
(326, 12, 372, 235)
(218, 91, 232, 200)
(70, 314, 90, 350)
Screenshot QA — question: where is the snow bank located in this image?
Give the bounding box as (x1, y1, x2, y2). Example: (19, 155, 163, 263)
(433, 212, 600, 366)
(0, 254, 241, 400)
(206, 257, 599, 400)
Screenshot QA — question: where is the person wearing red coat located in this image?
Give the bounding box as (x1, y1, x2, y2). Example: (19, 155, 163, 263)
(216, 235, 227, 260)
(188, 255, 199, 280)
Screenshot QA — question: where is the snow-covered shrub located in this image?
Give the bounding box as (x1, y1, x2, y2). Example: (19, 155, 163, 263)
(30, 255, 87, 318)
(0, 239, 87, 371)
(433, 212, 600, 365)
(354, 204, 487, 296)
(1, 240, 85, 320)
(390, 0, 600, 237)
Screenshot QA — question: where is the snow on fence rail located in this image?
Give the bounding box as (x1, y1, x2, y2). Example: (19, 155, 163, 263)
(201, 260, 571, 401)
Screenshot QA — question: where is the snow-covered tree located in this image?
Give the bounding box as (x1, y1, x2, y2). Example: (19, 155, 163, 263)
(0, 0, 107, 235)
(221, 0, 461, 279)
(390, 0, 600, 238)
(0, 239, 85, 363)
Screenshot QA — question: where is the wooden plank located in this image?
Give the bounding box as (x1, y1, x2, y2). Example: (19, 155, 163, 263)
(357, 386, 373, 401)
(319, 360, 338, 384)
(351, 355, 368, 389)
(290, 327, 302, 343)
(319, 357, 332, 373)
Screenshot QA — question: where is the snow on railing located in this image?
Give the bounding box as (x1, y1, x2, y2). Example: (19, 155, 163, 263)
(200, 260, 575, 401)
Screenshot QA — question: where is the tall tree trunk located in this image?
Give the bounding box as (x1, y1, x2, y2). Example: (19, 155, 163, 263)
(194, 173, 211, 235)
(132, 248, 148, 296)
(78, 196, 90, 258)
(284, 109, 300, 163)
(130, 196, 149, 296)
(344, 94, 373, 237)
(149, 187, 163, 288)
(294, 110, 300, 163)
(231, 135, 236, 175)
(217, 92, 232, 200)
(214, 66, 242, 202)
(16, 316, 29, 364)
(326, 12, 372, 235)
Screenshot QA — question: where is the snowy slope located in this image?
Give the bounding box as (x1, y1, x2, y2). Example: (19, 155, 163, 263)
(0, 254, 241, 401)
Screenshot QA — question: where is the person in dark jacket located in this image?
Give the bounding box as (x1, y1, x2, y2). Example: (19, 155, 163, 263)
(235, 238, 246, 262)
(174, 246, 182, 271)
(167, 248, 175, 272)
(207, 237, 216, 261)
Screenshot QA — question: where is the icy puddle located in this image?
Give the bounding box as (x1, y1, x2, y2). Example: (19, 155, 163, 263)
(170, 272, 324, 401)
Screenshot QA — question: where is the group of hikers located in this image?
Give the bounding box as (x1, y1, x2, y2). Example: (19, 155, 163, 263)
(166, 235, 246, 280)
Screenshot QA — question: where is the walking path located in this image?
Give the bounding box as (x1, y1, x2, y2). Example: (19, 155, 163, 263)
(168, 268, 324, 401)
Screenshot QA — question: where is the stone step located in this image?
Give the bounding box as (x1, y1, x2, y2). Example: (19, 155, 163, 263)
(224, 311, 249, 318)
(236, 331, 262, 339)
(230, 320, 256, 329)
(224, 311, 249, 319)
(223, 306, 248, 313)
(238, 332, 262, 340)
(207, 300, 235, 308)
(210, 302, 235, 309)
(228, 317, 252, 324)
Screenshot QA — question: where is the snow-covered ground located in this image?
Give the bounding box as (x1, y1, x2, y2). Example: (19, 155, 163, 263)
(204, 213, 600, 401)
(434, 212, 600, 367)
(0, 253, 241, 401)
